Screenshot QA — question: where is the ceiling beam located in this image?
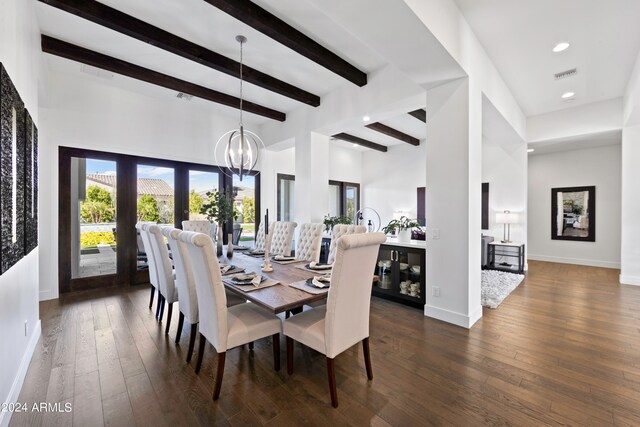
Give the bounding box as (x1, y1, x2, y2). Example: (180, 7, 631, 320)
(408, 109, 427, 123)
(41, 35, 286, 121)
(38, 0, 320, 107)
(365, 122, 420, 146)
(332, 133, 387, 153)
(203, 0, 368, 87)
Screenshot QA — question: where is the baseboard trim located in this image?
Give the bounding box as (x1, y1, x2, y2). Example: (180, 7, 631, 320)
(39, 288, 58, 302)
(620, 275, 640, 286)
(527, 254, 620, 269)
(424, 304, 482, 329)
(1, 320, 41, 427)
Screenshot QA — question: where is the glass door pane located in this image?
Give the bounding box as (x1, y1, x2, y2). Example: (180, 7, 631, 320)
(233, 174, 255, 247)
(187, 170, 220, 240)
(277, 174, 295, 221)
(73, 158, 118, 279)
(328, 183, 340, 217)
(345, 184, 359, 220)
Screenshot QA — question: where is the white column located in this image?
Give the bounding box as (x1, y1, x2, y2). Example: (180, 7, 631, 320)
(294, 132, 330, 225)
(425, 78, 483, 328)
(620, 125, 640, 285)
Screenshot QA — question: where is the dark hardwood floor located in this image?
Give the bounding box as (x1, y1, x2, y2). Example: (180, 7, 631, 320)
(10, 261, 640, 426)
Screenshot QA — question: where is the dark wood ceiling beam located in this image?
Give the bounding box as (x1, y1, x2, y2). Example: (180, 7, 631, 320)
(203, 0, 368, 87)
(332, 133, 387, 153)
(408, 109, 427, 123)
(41, 35, 286, 121)
(365, 122, 420, 146)
(38, 0, 320, 107)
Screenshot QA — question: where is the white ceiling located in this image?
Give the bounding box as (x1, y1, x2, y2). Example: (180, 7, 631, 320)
(453, 0, 640, 116)
(528, 129, 621, 156)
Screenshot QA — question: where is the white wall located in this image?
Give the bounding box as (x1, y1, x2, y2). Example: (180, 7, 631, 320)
(39, 68, 242, 300)
(0, 1, 42, 426)
(528, 144, 622, 268)
(362, 143, 426, 228)
(482, 140, 528, 250)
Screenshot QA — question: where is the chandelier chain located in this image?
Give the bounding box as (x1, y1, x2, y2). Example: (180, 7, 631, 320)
(239, 38, 244, 127)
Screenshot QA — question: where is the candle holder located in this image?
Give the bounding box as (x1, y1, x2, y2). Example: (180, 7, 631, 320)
(261, 234, 273, 272)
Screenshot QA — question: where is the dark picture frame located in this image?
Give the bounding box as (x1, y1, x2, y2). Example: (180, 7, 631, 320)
(0, 63, 27, 273)
(481, 182, 490, 230)
(25, 109, 38, 254)
(551, 186, 596, 242)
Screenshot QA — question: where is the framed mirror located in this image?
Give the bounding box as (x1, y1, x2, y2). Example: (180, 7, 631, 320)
(551, 186, 595, 242)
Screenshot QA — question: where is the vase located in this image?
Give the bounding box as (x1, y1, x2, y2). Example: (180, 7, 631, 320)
(216, 226, 223, 257)
(397, 229, 411, 242)
(226, 233, 234, 258)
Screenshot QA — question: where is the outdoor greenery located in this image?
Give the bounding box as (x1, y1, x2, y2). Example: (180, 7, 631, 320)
(382, 216, 422, 235)
(80, 231, 116, 249)
(189, 189, 204, 214)
(80, 185, 115, 223)
(242, 196, 255, 223)
(323, 214, 353, 231)
(137, 194, 160, 222)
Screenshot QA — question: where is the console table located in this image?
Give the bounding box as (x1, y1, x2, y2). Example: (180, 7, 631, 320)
(487, 242, 525, 274)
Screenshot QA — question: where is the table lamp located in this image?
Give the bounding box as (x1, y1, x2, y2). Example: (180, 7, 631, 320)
(496, 210, 516, 243)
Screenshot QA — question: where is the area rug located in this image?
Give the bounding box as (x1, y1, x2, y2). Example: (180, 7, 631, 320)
(481, 269, 525, 309)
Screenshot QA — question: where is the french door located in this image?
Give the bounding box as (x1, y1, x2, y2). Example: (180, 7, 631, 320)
(59, 147, 257, 293)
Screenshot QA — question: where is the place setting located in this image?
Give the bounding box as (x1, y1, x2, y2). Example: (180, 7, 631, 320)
(219, 263, 244, 276)
(221, 271, 281, 292)
(271, 254, 305, 265)
(289, 273, 332, 294)
(295, 261, 333, 273)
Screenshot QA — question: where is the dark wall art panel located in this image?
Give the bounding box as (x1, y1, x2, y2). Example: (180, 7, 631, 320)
(25, 109, 38, 254)
(0, 63, 26, 273)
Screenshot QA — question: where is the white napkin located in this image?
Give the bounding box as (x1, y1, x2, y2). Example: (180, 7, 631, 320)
(275, 255, 296, 261)
(311, 275, 331, 288)
(220, 264, 232, 273)
(251, 275, 262, 287)
(234, 272, 257, 281)
(309, 261, 333, 270)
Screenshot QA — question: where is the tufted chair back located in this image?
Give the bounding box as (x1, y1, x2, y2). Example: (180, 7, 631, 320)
(147, 224, 178, 303)
(324, 232, 386, 358)
(182, 220, 215, 239)
(327, 224, 367, 264)
(163, 228, 198, 324)
(270, 221, 297, 256)
(295, 223, 325, 262)
(180, 231, 230, 351)
(138, 223, 159, 290)
(254, 221, 275, 251)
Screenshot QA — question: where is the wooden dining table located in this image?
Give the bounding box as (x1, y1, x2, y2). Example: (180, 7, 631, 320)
(219, 252, 327, 314)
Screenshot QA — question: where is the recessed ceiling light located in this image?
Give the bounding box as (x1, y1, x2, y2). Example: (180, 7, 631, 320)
(527, 148, 535, 153)
(561, 91, 575, 99)
(553, 42, 570, 53)
(362, 115, 370, 122)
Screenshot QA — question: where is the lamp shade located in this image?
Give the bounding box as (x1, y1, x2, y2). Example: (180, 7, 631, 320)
(496, 211, 517, 224)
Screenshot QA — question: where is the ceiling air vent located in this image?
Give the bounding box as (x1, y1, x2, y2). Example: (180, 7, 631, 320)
(176, 92, 194, 101)
(554, 68, 577, 80)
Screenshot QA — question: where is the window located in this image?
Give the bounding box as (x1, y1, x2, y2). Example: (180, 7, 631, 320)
(277, 174, 295, 221)
(328, 180, 361, 220)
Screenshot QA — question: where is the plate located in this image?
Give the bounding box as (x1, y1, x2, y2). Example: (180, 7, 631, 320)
(250, 250, 265, 255)
(305, 277, 331, 289)
(273, 256, 296, 261)
(234, 246, 249, 251)
(232, 274, 267, 285)
(305, 263, 333, 270)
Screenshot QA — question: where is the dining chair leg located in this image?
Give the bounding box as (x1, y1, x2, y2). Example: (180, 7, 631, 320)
(186, 324, 197, 363)
(286, 337, 294, 375)
(248, 342, 254, 350)
(164, 303, 173, 335)
(155, 295, 162, 319)
(175, 312, 185, 344)
(149, 286, 155, 309)
(195, 333, 206, 374)
(158, 297, 166, 322)
(326, 357, 338, 408)
(212, 352, 226, 401)
(363, 337, 373, 380)
(272, 334, 280, 372)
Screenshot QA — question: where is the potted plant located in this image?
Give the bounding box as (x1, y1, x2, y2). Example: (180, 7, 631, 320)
(323, 214, 353, 232)
(382, 216, 422, 242)
(201, 190, 238, 256)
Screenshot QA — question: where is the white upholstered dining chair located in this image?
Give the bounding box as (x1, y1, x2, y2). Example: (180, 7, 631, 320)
(138, 223, 161, 315)
(147, 224, 179, 333)
(295, 223, 325, 262)
(254, 221, 275, 251)
(164, 227, 247, 362)
(180, 230, 282, 400)
(182, 220, 215, 239)
(283, 232, 386, 407)
(327, 224, 367, 264)
(270, 221, 297, 256)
